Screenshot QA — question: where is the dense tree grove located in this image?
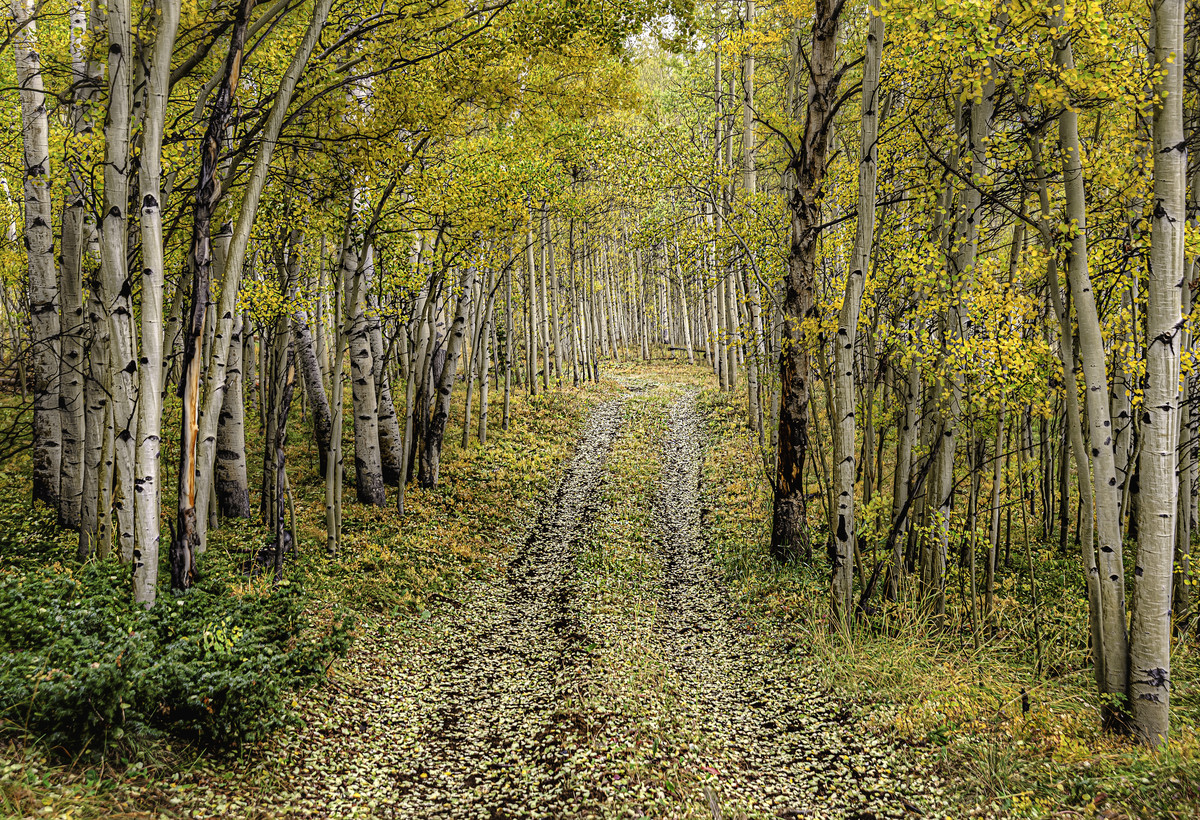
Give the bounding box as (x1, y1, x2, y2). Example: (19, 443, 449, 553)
(0, 0, 1196, 770)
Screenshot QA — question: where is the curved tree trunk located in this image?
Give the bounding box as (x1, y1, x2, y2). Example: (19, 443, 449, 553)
(172, 0, 255, 592)
(1052, 28, 1129, 720)
(295, 307, 333, 475)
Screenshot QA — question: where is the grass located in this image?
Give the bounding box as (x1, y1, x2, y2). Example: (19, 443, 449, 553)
(696, 386, 1200, 820)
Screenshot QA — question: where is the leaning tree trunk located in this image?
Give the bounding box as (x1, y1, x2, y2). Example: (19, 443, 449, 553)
(771, 0, 842, 562)
(186, 0, 333, 559)
(1034, 134, 1106, 694)
(1129, 0, 1185, 747)
(13, 0, 62, 511)
(830, 0, 883, 626)
(1053, 26, 1129, 721)
(172, 0, 255, 592)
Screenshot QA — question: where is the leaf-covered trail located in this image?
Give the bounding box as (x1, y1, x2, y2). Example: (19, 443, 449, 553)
(273, 385, 935, 819)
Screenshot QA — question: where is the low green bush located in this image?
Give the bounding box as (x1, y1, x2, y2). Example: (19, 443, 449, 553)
(0, 541, 352, 755)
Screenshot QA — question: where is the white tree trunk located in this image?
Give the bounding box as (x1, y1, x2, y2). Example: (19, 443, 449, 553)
(101, 0, 138, 564)
(830, 0, 883, 626)
(131, 0, 180, 606)
(1053, 28, 1129, 712)
(188, 0, 334, 554)
(58, 0, 98, 530)
(345, 238, 385, 505)
(13, 0, 61, 510)
(1129, 0, 1186, 746)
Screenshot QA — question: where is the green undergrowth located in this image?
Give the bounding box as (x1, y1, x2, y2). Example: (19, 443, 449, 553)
(211, 377, 623, 615)
(0, 370, 624, 816)
(697, 388, 1200, 820)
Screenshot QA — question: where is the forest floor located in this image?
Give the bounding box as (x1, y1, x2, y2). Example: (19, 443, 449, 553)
(3, 361, 1198, 819)
(162, 376, 938, 819)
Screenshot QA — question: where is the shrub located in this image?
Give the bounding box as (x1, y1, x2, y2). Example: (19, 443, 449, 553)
(0, 560, 351, 755)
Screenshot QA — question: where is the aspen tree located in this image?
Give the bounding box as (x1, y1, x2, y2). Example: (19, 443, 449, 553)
(173, 0, 334, 579)
(13, 0, 61, 511)
(101, 0, 138, 563)
(1051, 18, 1129, 718)
(173, 0, 256, 591)
(132, 0, 181, 605)
(831, 0, 883, 626)
(58, 0, 98, 530)
(1129, 0, 1187, 746)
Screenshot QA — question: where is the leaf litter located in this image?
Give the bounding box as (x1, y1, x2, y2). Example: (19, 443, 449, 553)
(171, 387, 940, 819)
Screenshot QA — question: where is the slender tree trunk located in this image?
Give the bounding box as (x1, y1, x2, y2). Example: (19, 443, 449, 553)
(830, 0, 883, 625)
(1035, 135, 1106, 695)
(271, 326, 296, 582)
(503, 260, 513, 430)
(888, 353, 919, 599)
(477, 268, 494, 445)
(58, 0, 97, 531)
(295, 306, 333, 474)
(1173, 279, 1193, 636)
(80, 273, 111, 560)
(186, 0, 333, 559)
(13, 0, 62, 511)
(423, 266, 476, 488)
(546, 214, 563, 384)
(742, 0, 764, 436)
(526, 227, 539, 396)
(368, 296, 403, 485)
(326, 282, 345, 554)
(1129, 0, 1186, 746)
(131, 0, 181, 605)
(102, 0, 139, 564)
(1053, 28, 1129, 719)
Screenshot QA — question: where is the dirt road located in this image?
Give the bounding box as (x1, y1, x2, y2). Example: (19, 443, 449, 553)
(279, 388, 932, 819)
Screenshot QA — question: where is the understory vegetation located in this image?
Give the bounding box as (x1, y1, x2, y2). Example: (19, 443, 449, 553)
(700, 388, 1200, 819)
(0, 374, 622, 818)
